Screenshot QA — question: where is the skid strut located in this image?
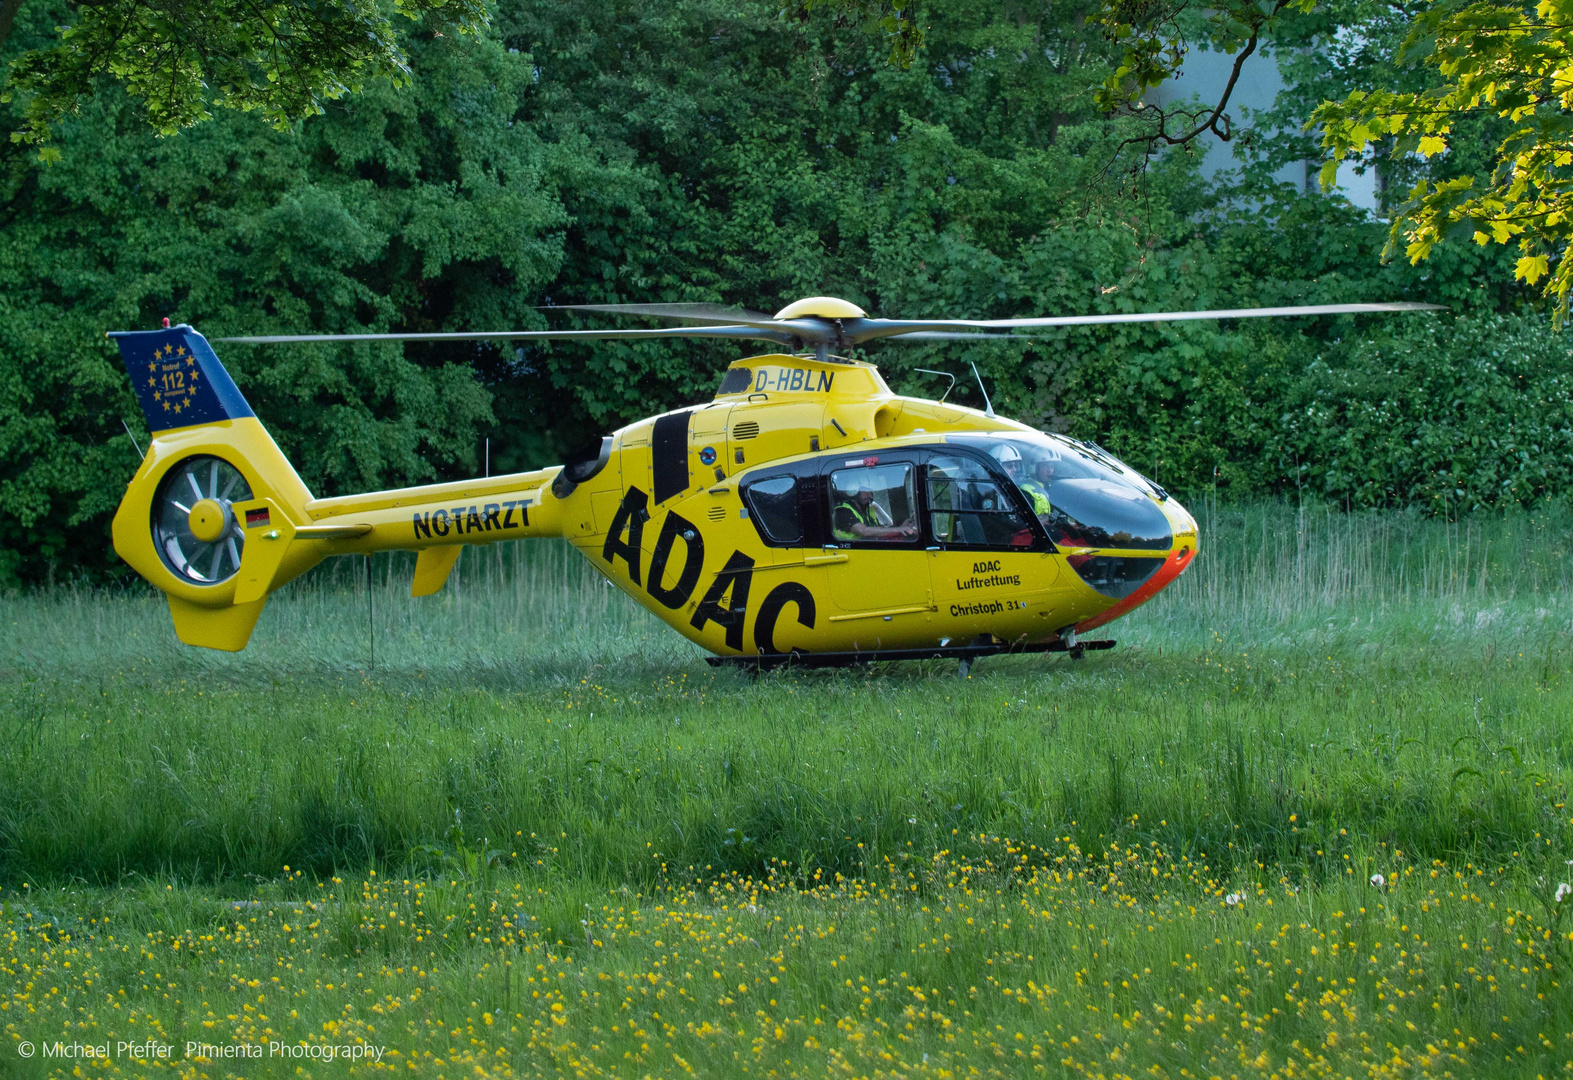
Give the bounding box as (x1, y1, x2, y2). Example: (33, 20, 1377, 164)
(707, 638, 1116, 672)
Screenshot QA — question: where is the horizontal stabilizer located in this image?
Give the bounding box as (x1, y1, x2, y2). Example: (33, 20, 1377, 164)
(167, 595, 266, 651)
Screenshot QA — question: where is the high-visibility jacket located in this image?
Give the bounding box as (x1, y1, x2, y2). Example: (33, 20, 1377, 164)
(1020, 480, 1052, 517)
(833, 499, 877, 539)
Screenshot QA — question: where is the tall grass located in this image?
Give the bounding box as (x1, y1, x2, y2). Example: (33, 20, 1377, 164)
(1, 504, 1571, 888)
(6, 501, 1571, 680)
(4, 536, 693, 685)
(1140, 500, 1573, 647)
(5, 504, 1573, 1077)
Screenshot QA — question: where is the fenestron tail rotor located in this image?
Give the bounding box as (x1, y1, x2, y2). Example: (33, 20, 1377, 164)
(152, 455, 253, 585)
(215, 296, 1444, 354)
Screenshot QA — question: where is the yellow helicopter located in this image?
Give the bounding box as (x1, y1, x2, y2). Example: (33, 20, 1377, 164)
(108, 296, 1435, 669)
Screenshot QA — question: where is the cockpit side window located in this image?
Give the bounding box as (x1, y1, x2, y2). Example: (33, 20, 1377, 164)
(926, 454, 1036, 549)
(828, 464, 919, 544)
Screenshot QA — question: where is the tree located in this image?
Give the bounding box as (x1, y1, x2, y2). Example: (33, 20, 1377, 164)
(1096, 0, 1573, 320)
(1312, 0, 1573, 321)
(0, 25, 556, 581)
(0, 0, 1553, 584)
(0, 0, 488, 147)
(1093, 0, 1312, 151)
(796, 0, 925, 67)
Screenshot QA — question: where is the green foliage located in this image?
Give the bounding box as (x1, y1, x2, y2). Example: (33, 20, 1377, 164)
(0, 14, 559, 580)
(1285, 314, 1573, 511)
(1093, 0, 1573, 321)
(0, 0, 1557, 586)
(797, 0, 925, 68)
(1, 0, 490, 146)
(1311, 0, 1573, 321)
(1040, 309, 1573, 514)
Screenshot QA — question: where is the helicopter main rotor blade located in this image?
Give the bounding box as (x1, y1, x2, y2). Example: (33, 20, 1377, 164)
(844, 301, 1444, 343)
(543, 303, 838, 342)
(882, 331, 1039, 341)
(547, 302, 780, 326)
(218, 301, 1441, 350)
(217, 325, 798, 346)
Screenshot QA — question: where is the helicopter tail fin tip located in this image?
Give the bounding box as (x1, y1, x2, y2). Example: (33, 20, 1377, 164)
(110, 324, 255, 435)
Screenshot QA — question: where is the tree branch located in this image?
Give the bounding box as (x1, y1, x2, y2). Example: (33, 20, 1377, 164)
(1106, 0, 1292, 159)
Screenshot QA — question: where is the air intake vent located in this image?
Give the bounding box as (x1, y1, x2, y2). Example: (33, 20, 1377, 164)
(708, 507, 726, 522)
(732, 421, 760, 440)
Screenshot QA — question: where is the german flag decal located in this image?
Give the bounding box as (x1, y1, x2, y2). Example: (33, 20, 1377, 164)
(245, 507, 271, 529)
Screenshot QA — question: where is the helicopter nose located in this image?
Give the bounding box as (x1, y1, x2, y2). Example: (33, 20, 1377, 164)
(1068, 493, 1198, 632)
(1045, 478, 1174, 599)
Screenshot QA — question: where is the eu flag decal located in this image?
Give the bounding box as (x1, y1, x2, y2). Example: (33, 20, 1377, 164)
(109, 325, 255, 434)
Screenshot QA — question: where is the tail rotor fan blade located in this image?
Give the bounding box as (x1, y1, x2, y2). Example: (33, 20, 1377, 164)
(152, 455, 254, 586)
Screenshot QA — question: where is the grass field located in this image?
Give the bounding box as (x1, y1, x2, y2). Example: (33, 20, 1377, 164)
(3, 503, 1573, 1077)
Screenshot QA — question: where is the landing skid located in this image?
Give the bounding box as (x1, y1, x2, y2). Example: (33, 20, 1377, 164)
(707, 638, 1116, 672)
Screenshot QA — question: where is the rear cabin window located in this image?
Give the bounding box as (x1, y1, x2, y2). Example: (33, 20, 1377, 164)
(746, 476, 802, 543)
(716, 368, 752, 395)
(829, 464, 918, 544)
(927, 454, 1034, 548)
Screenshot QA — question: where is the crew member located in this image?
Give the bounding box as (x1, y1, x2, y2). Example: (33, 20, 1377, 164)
(1021, 455, 1056, 521)
(992, 444, 1051, 517)
(833, 472, 917, 541)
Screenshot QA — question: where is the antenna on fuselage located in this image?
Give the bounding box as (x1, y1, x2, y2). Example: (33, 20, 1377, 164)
(121, 418, 145, 458)
(968, 361, 996, 418)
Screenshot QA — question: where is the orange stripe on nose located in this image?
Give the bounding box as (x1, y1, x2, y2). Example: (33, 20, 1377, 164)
(1073, 544, 1196, 633)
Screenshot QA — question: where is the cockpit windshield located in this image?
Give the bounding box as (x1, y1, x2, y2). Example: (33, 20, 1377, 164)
(952, 432, 1174, 554)
(953, 431, 1152, 493)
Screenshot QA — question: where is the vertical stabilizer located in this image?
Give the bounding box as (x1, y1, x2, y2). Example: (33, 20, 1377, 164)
(110, 325, 256, 434)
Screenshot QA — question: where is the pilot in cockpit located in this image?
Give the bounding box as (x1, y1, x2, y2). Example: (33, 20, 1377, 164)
(1023, 454, 1057, 519)
(992, 444, 1052, 520)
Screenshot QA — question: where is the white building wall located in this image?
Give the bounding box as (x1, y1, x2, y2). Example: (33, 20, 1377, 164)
(1147, 47, 1378, 211)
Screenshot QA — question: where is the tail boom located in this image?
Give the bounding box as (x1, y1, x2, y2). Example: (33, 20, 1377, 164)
(302, 471, 565, 552)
